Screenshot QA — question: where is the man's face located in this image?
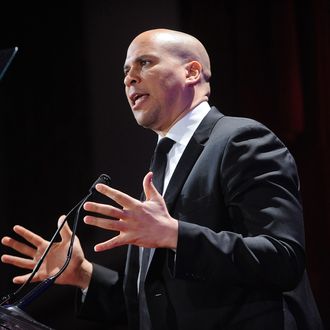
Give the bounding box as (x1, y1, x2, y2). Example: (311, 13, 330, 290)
(124, 34, 190, 135)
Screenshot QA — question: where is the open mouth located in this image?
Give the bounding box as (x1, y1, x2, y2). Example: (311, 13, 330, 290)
(131, 93, 149, 107)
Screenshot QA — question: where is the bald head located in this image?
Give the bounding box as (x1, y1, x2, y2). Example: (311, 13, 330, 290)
(129, 29, 211, 85)
(124, 28, 212, 134)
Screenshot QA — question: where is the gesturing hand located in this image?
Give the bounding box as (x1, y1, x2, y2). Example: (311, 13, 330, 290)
(83, 172, 178, 251)
(1, 216, 93, 289)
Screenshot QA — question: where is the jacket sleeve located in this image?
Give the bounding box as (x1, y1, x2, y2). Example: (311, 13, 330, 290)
(174, 121, 306, 291)
(75, 263, 127, 324)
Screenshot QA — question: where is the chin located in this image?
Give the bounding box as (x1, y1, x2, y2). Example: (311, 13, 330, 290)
(134, 117, 151, 129)
(133, 113, 152, 128)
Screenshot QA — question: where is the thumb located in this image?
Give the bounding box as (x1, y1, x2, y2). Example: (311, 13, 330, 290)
(143, 172, 161, 201)
(57, 215, 72, 241)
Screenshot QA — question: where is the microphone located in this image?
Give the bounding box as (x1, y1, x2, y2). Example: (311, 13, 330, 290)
(89, 173, 112, 193)
(0, 174, 111, 309)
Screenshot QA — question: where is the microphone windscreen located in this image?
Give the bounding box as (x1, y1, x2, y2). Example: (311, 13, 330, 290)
(89, 174, 112, 193)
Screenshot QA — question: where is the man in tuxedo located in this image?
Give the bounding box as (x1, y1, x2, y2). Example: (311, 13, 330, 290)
(1, 29, 323, 329)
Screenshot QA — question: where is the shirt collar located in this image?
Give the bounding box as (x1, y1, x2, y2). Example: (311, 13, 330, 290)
(160, 101, 211, 147)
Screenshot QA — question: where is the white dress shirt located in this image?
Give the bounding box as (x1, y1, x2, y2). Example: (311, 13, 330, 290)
(161, 101, 211, 195)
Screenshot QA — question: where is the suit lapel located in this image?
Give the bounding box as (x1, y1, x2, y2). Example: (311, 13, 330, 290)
(163, 137, 203, 212)
(164, 107, 224, 213)
(146, 107, 224, 277)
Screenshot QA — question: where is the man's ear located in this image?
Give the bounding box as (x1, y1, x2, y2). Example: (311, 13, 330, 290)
(185, 61, 202, 85)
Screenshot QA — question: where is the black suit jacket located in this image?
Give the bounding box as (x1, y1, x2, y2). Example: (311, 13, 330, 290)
(77, 107, 323, 330)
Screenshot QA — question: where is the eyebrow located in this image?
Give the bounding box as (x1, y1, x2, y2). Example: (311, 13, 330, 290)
(123, 54, 155, 72)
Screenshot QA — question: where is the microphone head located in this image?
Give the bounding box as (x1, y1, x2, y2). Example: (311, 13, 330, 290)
(89, 174, 112, 193)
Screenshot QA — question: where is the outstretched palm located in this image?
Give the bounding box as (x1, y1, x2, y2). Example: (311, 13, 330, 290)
(1, 216, 90, 288)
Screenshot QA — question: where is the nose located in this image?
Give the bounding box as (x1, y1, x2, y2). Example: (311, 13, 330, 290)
(124, 68, 140, 87)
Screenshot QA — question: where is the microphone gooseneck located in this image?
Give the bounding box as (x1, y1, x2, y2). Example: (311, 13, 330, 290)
(0, 174, 111, 309)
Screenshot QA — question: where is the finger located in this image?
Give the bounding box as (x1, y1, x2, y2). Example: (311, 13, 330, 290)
(94, 235, 124, 252)
(57, 215, 73, 241)
(13, 273, 34, 284)
(143, 171, 161, 201)
(1, 254, 36, 270)
(95, 184, 139, 209)
(84, 202, 125, 220)
(13, 225, 45, 247)
(1, 236, 36, 258)
(57, 214, 67, 230)
(84, 216, 127, 232)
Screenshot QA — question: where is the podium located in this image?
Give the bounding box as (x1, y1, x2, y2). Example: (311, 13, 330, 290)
(0, 306, 53, 329)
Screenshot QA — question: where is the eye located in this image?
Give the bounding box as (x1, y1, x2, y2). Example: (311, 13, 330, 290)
(140, 59, 150, 67)
(123, 67, 130, 77)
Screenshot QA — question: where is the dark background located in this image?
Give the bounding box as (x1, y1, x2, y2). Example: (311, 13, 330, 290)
(0, 0, 329, 329)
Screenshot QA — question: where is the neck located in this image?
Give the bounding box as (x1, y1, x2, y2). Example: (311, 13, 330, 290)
(154, 97, 209, 137)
